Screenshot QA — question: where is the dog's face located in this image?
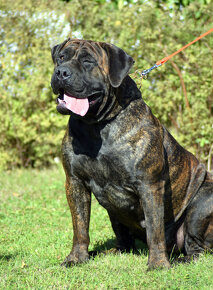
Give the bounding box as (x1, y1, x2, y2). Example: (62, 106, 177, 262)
(51, 39, 134, 119)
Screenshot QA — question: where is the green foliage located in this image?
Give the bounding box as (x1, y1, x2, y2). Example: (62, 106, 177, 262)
(0, 0, 212, 170)
(0, 0, 69, 169)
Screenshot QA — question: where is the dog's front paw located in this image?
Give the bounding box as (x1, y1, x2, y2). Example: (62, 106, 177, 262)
(61, 250, 89, 267)
(148, 256, 171, 270)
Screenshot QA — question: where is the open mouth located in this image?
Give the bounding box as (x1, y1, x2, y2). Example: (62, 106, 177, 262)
(56, 90, 102, 116)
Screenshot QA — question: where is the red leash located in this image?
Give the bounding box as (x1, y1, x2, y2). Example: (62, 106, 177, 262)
(141, 28, 213, 78)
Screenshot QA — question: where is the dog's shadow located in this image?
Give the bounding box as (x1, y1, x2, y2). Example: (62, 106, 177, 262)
(0, 253, 18, 261)
(89, 238, 193, 265)
(89, 238, 149, 258)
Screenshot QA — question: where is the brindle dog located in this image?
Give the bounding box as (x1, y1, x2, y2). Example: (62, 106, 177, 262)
(51, 38, 213, 269)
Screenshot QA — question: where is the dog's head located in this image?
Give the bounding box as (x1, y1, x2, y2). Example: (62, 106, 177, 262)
(51, 39, 134, 120)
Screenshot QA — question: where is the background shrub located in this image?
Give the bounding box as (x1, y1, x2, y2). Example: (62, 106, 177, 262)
(0, 0, 212, 170)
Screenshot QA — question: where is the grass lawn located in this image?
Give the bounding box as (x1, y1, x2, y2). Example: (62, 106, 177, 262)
(0, 165, 213, 289)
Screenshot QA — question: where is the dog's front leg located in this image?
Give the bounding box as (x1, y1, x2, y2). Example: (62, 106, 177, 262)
(139, 179, 170, 270)
(61, 176, 91, 267)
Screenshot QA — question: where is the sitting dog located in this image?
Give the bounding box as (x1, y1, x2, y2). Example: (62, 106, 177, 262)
(51, 38, 213, 269)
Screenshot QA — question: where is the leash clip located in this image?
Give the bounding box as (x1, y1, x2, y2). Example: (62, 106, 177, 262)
(140, 63, 162, 79)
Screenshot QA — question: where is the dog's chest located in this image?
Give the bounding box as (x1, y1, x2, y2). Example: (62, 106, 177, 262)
(72, 145, 139, 211)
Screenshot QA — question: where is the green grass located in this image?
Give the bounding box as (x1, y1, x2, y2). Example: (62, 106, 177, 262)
(0, 166, 213, 289)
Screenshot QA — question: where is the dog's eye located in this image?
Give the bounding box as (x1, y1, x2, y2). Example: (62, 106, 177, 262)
(57, 55, 65, 64)
(83, 59, 93, 64)
(82, 58, 96, 69)
(57, 55, 65, 65)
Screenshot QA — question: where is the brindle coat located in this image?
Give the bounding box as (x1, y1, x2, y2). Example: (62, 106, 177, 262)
(51, 39, 213, 269)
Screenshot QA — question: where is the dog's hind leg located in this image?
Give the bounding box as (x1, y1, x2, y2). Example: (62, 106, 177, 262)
(184, 173, 213, 258)
(108, 212, 135, 252)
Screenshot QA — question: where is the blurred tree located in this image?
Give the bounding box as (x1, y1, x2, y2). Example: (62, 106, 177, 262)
(0, 0, 212, 170)
(0, 0, 70, 168)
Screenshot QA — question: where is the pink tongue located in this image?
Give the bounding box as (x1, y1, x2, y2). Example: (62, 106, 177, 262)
(64, 94, 89, 116)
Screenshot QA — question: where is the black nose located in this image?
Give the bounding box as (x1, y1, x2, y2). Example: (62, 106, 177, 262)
(55, 66, 71, 80)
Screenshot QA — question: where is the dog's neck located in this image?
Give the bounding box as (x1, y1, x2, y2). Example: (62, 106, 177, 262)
(114, 76, 142, 110)
(102, 76, 141, 122)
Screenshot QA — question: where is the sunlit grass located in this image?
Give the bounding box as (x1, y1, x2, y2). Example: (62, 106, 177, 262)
(0, 166, 213, 289)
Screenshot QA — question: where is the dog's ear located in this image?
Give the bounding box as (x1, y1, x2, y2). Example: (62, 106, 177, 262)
(101, 43, 134, 87)
(51, 44, 59, 63)
(51, 38, 71, 63)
